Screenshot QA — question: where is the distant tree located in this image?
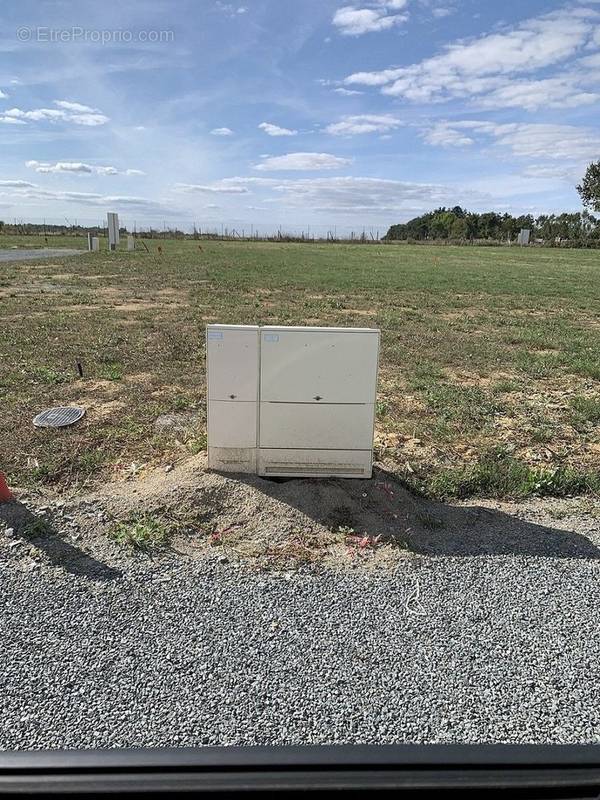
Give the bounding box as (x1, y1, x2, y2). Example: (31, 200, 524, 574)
(577, 162, 600, 213)
(450, 216, 468, 239)
(383, 206, 598, 244)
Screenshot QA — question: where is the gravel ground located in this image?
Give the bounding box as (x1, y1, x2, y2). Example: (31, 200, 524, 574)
(2, 542, 600, 749)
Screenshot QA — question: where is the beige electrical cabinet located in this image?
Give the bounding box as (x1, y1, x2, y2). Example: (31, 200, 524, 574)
(206, 324, 380, 478)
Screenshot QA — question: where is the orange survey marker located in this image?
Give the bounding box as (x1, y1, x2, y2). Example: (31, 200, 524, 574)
(0, 472, 13, 503)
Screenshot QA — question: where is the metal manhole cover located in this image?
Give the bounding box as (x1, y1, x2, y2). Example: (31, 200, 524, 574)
(33, 407, 86, 428)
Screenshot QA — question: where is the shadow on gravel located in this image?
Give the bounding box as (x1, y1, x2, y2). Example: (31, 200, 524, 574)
(0, 501, 122, 582)
(233, 466, 600, 560)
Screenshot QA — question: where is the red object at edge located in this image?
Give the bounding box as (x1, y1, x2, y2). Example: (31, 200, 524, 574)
(0, 472, 13, 503)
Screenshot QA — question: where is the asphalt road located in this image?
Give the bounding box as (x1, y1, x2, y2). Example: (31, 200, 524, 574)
(0, 248, 82, 263)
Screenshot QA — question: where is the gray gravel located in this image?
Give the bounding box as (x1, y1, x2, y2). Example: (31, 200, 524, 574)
(0, 248, 82, 263)
(2, 549, 600, 749)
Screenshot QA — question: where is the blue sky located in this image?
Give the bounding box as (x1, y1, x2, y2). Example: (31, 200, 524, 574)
(1, 0, 599, 234)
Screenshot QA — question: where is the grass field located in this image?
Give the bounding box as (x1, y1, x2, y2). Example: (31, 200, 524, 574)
(1, 236, 599, 499)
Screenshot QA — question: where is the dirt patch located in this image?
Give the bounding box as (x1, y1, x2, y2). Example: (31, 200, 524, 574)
(115, 302, 169, 312)
(153, 411, 203, 436)
(4, 454, 600, 579)
(77, 379, 123, 398)
(56, 304, 104, 312)
(76, 398, 127, 419)
(340, 308, 376, 317)
(126, 372, 154, 386)
(444, 368, 519, 387)
(80, 274, 124, 281)
(439, 308, 484, 321)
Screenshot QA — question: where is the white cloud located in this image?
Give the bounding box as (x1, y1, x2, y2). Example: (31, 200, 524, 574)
(522, 164, 579, 181)
(273, 176, 449, 211)
(422, 123, 475, 147)
(476, 75, 599, 111)
(333, 87, 364, 96)
(431, 7, 454, 18)
(54, 100, 97, 113)
(26, 160, 93, 174)
(172, 174, 483, 216)
(25, 160, 144, 176)
(1, 100, 108, 126)
(0, 116, 25, 125)
(253, 152, 353, 171)
(210, 127, 233, 136)
(216, 2, 248, 16)
(326, 113, 403, 135)
(0, 179, 36, 188)
(174, 182, 250, 194)
(0, 90, 8, 99)
(125, 169, 146, 176)
(332, 5, 408, 35)
(423, 120, 600, 162)
(0, 185, 174, 214)
(70, 113, 109, 126)
(258, 122, 298, 136)
(343, 6, 600, 108)
(5, 108, 64, 121)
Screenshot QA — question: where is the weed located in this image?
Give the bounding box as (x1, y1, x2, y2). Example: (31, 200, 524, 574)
(376, 400, 389, 418)
(23, 518, 53, 537)
(407, 361, 445, 391)
(101, 363, 123, 381)
(31, 366, 66, 385)
(111, 514, 170, 551)
(187, 433, 208, 454)
(570, 396, 600, 427)
(428, 448, 599, 500)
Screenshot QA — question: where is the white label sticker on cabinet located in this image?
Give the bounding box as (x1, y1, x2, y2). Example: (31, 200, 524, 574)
(264, 333, 279, 342)
(207, 331, 224, 340)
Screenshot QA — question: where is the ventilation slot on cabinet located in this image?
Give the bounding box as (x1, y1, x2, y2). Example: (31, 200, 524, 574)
(263, 463, 366, 476)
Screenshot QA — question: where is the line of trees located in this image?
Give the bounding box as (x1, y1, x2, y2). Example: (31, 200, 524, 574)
(386, 161, 600, 246)
(384, 207, 599, 244)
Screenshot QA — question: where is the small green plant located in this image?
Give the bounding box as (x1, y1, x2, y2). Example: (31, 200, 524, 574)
(101, 362, 123, 381)
(407, 361, 444, 391)
(424, 384, 500, 432)
(187, 433, 207, 454)
(376, 400, 389, 418)
(428, 448, 600, 500)
(491, 378, 520, 394)
(32, 366, 65, 385)
(172, 394, 193, 411)
(530, 425, 555, 444)
(23, 517, 52, 537)
(570, 396, 600, 426)
(111, 514, 170, 551)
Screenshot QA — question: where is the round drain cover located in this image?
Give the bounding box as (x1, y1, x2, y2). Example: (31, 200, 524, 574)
(33, 406, 86, 428)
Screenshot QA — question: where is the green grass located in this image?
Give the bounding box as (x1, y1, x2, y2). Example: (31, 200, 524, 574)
(426, 449, 600, 501)
(570, 395, 600, 422)
(110, 514, 170, 551)
(1, 236, 600, 498)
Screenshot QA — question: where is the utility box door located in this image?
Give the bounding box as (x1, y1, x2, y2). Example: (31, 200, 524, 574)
(259, 402, 374, 450)
(208, 401, 257, 448)
(207, 325, 259, 402)
(260, 328, 379, 404)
